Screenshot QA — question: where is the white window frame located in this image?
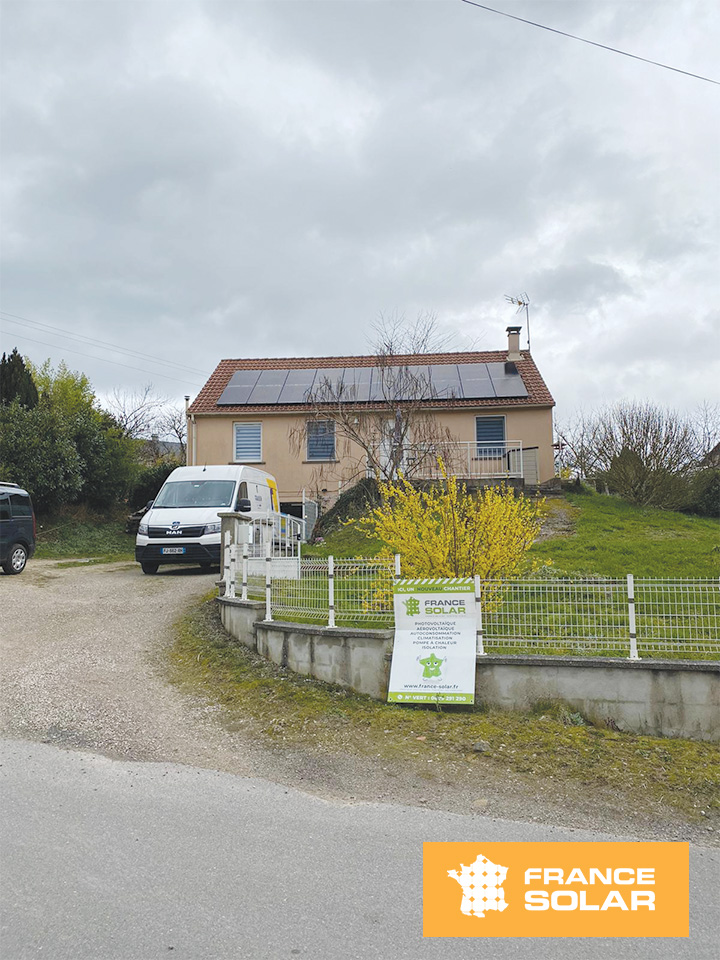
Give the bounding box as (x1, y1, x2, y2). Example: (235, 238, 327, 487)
(475, 415, 506, 458)
(233, 421, 263, 463)
(306, 420, 336, 462)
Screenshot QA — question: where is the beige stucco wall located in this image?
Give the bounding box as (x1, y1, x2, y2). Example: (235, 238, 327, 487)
(188, 405, 554, 502)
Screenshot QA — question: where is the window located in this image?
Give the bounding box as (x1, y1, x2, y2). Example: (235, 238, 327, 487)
(0, 494, 10, 522)
(10, 493, 32, 517)
(234, 422, 262, 462)
(153, 481, 236, 508)
(476, 416, 505, 458)
(307, 421, 336, 461)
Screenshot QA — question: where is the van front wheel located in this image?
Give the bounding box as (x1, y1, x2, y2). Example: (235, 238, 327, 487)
(141, 561, 159, 575)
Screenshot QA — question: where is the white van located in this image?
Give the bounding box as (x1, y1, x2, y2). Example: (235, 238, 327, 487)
(134, 465, 280, 574)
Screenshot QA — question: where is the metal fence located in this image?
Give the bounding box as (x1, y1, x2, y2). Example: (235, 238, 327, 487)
(227, 558, 720, 659)
(268, 556, 398, 628)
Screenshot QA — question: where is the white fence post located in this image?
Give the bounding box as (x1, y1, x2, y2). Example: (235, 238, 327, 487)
(265, 542, 273, 621)
(328, 555, 336, 628)
(241, 543, 248, 601)
(394, 553, 401, 583)
(227, 543, 237, 599)
(475, 575, 486, 656)
(627, 574, 639, 660)
(223, 529, 232, 593)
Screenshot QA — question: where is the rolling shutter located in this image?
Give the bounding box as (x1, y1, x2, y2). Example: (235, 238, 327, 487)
(234, 422, 262, 462)
(307, 421, 335, 460)
(476, 416, 505, 457)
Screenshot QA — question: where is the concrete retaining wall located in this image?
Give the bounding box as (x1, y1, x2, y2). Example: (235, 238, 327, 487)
(217, 596, 720, 741)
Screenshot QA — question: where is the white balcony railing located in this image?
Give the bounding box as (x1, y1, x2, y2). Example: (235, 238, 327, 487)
(367, 441, 524, 481)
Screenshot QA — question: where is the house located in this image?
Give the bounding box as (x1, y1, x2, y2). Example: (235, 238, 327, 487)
(186, 326, 555, 518)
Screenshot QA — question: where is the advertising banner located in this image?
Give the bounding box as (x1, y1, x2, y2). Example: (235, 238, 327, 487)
(388, 578, 477, 704)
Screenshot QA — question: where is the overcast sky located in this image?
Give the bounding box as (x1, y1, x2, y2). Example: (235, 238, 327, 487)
(1, 0, 718, 420)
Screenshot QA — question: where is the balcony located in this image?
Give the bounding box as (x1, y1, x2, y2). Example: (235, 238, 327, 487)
(368, 440, 525, 481)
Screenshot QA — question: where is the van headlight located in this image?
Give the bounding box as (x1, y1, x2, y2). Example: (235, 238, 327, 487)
(138, 522, 148, 536)
(204, 521, 221, 535)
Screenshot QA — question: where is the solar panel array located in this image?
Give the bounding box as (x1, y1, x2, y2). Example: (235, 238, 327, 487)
(216, 362, 528, 406)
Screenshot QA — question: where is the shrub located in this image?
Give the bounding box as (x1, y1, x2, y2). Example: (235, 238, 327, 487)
(0, 401, 83, 511)
(683, 469, 720, 518)
(313, 478, 380, 538)
(354, 467, 545, 579)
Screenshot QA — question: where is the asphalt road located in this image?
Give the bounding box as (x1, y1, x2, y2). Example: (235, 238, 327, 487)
(1, 739, 718, 960)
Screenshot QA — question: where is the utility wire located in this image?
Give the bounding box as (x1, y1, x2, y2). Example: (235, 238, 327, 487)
(460, 0, 720, 85)
(0, 311, 209, 377)
(0, 330, 206, 387)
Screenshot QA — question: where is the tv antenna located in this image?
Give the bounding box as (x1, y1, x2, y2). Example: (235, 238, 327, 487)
(505, 293, 531, 350)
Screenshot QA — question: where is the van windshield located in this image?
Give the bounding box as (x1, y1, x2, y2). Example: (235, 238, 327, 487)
(153, 480, 236, 509)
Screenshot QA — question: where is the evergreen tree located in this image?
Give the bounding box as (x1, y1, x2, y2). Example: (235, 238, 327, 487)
(0, 348, 39, 408)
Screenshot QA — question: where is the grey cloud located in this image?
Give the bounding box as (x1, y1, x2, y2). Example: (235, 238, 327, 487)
(1, 0, 718, 415)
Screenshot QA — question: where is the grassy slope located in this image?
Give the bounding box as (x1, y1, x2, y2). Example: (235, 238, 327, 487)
(530, 492, 720, 578)
(34, 505, 135, 561)
(306, 491, 720, 579)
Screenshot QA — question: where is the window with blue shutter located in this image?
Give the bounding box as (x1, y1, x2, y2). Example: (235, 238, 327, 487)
(307, 421, 335, 461)
(475, 416, 505, 458)
(234, 422, 262, 462)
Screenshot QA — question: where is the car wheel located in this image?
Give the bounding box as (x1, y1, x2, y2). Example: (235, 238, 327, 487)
(3, 543, 28, 575)
(141, 561, 159, 575)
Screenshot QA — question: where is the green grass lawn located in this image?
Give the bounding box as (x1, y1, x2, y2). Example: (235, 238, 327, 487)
(530, 492, 720, 578)
(305, 490, 719, 579)
(34, 505, 135, 561)
(303, 523, 385, 558)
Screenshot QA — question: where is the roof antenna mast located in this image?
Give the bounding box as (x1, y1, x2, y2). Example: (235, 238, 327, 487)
(505, 293, 531, 351)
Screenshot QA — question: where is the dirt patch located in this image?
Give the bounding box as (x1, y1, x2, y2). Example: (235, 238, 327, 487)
(535, 498, 578, 542)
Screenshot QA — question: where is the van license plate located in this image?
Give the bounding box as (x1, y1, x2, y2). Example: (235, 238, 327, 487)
(162, 547, 186, 555)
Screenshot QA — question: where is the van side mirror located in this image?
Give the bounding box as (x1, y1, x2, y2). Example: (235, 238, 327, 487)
(236, 498, 252, 513)
(145, 500, 154, 510)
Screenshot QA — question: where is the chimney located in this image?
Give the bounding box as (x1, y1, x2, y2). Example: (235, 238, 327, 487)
(506, 325, 522, 361)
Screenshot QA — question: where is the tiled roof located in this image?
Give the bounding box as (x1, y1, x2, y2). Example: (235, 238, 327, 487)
(188, 350, 554, 414)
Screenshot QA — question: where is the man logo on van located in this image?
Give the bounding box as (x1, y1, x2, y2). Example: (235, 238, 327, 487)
(166, 521, 183, 536)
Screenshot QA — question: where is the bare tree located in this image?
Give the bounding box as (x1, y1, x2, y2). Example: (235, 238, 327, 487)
(155, 403, 187, 461)
(103, 385, 167, 439)
(557, 400, 704, 507)
(291, 314, 463, 488)
(691, 400, 720, 463)
(555, 409, 607, 479)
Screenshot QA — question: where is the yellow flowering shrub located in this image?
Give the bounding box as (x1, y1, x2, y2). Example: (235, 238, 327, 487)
(355, 464, 546, 580)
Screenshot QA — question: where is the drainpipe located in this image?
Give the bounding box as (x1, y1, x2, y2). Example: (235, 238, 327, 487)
(184, 395, 196, 466)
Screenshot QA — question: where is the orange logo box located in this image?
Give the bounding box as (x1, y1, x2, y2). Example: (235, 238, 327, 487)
(423, 842, 689, 938)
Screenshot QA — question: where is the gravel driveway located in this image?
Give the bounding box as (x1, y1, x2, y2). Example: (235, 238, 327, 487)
(0, 561, 262, 774)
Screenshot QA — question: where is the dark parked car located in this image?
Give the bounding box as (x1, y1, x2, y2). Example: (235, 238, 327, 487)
(0, 482, 36, 575)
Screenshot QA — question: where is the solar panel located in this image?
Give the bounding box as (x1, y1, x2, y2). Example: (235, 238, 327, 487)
(490, 377, 528, 398)
(342, 367, 372, 402)
(487, 361, 528, 398)
(428, 364, 461, 399)
(457, 363, 495, 399)
(368, 366, 390, 401)
(217, 358, 526, 405)
(216, 370, 261, 405)
(278, 368, 318, 403)
(246, 369, 289, 404)
(310, 367, 345, 401)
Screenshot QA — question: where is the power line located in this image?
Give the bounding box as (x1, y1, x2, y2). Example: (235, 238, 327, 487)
(0, 330, 206, 387)
(0, 311, 209, 377)
(460, 1, 720, 85)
